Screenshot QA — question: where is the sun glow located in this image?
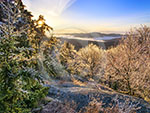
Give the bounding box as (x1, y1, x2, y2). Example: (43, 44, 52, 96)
(37, 20, 44, 27)
(22, 0, 77, 30)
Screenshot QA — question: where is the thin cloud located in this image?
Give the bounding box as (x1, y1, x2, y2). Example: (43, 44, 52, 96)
(22, 0, 76, 16)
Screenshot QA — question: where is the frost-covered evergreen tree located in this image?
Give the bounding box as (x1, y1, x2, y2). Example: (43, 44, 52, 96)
(32, 15, 62, 78)
(0, 1, 48, 112)
(59, 42, 78, 75)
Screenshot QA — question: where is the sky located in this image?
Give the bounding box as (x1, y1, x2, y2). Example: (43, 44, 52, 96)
(22, 0, 150, 33)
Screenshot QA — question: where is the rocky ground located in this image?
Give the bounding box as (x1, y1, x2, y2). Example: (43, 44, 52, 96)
(38, 80, 150, 113)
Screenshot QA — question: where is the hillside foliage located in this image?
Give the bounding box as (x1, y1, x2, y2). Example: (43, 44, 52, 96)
(58, 26, 150, 103)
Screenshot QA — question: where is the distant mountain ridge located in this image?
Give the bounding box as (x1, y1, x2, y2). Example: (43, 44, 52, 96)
(61, 32, 122, 38)
(56, 32, 123, 50)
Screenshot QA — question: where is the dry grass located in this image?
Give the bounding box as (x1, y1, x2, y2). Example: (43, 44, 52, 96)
(79, 97, 138, 113)
(40, 96, 140, 113)
(72, 78, 87, 86)
(41, 100, 76, 113)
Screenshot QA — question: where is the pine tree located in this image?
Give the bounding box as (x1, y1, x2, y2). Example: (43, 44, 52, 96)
(0, 1, 48, 112)
(32, 15, 60, 78)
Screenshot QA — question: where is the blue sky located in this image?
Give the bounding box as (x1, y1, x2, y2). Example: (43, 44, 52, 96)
(23, 0, 150, 33)
(64, 0, 150, 20)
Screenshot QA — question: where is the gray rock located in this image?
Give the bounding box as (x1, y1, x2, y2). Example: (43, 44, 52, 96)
(47, 82, 150, 113)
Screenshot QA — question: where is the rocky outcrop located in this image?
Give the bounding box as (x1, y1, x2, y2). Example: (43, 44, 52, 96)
(46, 81, 150, 113)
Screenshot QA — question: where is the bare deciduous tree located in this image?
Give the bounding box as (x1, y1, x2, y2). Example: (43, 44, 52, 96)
(105, 26, 150, 101)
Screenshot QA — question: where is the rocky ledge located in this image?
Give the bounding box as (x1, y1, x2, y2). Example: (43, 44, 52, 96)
(44, 81, 150, 113)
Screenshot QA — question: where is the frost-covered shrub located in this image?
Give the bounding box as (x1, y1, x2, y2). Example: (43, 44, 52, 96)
(43, 53, 68, 79)
(77, 44, 106, 79)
